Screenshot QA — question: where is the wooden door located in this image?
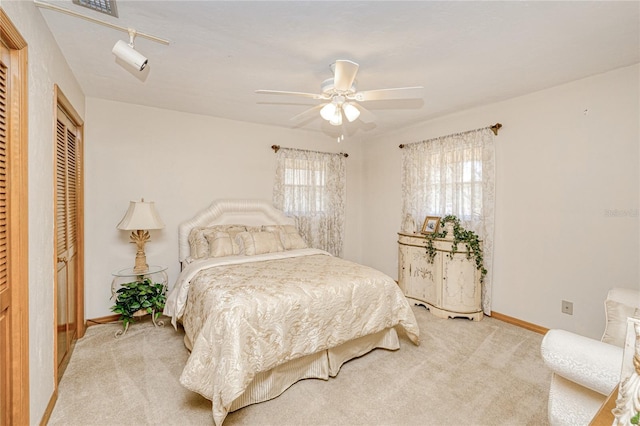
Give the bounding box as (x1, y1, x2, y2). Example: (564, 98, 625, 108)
(55, 106, 79, 378)
(0, 13, 29, 424)
(0, 42, 10, 424)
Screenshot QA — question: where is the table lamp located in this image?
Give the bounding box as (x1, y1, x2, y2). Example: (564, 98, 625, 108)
(117, 198, 164, 273)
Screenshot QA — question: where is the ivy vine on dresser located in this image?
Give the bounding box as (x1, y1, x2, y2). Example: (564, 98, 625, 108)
(397, 232, 483, 321)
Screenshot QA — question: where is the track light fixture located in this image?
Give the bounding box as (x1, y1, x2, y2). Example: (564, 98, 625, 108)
(112, 29, 148, 71)
(33, 1, 169, 74)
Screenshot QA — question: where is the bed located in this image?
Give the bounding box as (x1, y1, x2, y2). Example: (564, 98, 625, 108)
(163, 199, 420, 425)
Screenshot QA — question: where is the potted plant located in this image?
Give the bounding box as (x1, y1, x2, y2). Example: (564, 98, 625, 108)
(424, 214, 487, 283)
(111, 277, 166, 330)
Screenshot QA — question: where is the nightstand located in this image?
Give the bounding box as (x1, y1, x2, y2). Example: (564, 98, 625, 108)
(111, 265, 168, 337)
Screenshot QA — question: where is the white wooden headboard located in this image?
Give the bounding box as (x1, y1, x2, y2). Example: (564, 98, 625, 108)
(178, 199, 295, 263)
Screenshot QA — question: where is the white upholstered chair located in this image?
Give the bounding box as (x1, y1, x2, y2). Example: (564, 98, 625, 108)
(540, 287, 640, 426)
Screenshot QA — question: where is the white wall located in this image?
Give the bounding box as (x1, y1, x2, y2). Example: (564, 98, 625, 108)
(0, 1, 86, 424)
(361, 64, 639, 340)
(83, 97, 363, 319)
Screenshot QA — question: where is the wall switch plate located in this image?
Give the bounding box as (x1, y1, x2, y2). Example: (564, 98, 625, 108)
(562, 300, 573, 315)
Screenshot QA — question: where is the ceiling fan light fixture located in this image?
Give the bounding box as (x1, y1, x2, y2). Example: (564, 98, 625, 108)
(329, 109, 343, 126)
(256, 59, 424, 129)
(343, 103, 360, 122)
(320, 103, 337, 121)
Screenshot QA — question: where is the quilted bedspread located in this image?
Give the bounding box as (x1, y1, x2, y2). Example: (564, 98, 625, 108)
(169, 250, 420, 425)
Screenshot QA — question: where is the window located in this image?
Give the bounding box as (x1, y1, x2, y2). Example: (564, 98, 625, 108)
(282, 158, 327, 215)
(401, 127, 495, 314)
(423, 147, 484, 221)
(401, 131, 493, 229)
(273, 148, 346, 257)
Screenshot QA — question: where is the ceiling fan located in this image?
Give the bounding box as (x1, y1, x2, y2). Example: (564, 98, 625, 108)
(256, 60, 424, 126)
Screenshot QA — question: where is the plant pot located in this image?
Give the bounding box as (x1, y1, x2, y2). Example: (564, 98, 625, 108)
(444, 222, 455, 239)
(132, 308, 149, 317)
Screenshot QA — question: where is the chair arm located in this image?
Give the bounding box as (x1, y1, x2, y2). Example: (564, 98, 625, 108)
(541, 329, 623, 396)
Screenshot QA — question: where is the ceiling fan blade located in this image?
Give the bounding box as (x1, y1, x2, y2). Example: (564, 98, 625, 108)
(333, 60, 359, 91)
(354, 104, 376, 123)
(290, 104, 326, 122)
(355, 86, 424, 102)
(256, 89, 327, 100)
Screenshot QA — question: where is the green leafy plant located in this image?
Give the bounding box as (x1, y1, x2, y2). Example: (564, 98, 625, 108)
(111, 278, 166, 329)
(424, 215, 487, 283)
(631, 411, 640, 425)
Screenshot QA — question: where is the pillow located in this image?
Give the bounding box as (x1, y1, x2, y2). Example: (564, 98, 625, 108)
(188, 225, 246, 259)
(203, 225, 245, 256)
(263, 225, 307, 250)
(188, 227, 210, 259)
(602, 300, 640, 347)
(236, 231, 284, 256)
(204, 231, 237, 258)
(280, 225, 308, 250)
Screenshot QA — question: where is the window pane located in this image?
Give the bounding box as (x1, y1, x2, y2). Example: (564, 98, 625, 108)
(282, 158, 327, 214)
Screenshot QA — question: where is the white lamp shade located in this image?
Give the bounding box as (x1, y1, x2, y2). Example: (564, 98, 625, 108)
(329, 108, 343, 126)
(343, 103, 361, 122)
(320, 103, 337, 121)
(117, 200, 164, 230)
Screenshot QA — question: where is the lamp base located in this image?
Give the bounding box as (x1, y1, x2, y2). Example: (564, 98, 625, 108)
(133, 255, 149, 274)
(130, 230, 151, 274)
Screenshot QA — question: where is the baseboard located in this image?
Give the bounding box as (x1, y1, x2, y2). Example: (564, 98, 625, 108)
(92, 310, 547, 335)
(39, 388, 57, 426)
(86, 314, 121, 327)
(490, 311, 548, 335)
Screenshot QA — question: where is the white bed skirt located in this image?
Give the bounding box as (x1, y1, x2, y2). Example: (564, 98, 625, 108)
(176, 327, 400, 412)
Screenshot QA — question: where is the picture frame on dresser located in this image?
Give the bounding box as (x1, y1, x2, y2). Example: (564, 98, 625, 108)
(421, 216, 441, 234)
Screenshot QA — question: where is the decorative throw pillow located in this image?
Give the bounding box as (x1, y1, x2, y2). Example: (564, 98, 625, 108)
(204, 231, 236, 258)
(263, 225, 307, 250)
(189, 225, 246, 259)
(203, 225, 244, 256)
(236, 231, 284, 256)
(602, 300, 640, 348)
(280, 225, 307, 250)
(188, 227, 210, 259)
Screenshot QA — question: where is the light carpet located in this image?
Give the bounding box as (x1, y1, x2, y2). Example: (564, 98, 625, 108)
(48, 305, 551, 426)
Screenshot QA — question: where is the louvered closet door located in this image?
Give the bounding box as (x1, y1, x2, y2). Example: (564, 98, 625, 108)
(0, 42, 11, 426)
(55, 106, 78, 374)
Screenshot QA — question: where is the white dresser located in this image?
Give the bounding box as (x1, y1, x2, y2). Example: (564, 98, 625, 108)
(398, 232, 483, 321)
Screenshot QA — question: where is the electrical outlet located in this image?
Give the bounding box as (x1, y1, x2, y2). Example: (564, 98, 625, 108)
(562, 300, 573, 315)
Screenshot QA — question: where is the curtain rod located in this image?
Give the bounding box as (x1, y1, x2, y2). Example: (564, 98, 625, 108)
(271, 145, 348, 158)
(33, 0, 170, 45)
(398, 122, 502, 149)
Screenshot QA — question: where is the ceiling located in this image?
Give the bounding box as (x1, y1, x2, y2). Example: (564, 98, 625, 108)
(37, 1, 640, 140)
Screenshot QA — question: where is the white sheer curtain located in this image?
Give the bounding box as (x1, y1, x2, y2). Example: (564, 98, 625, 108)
(401, 128, 495, 314)
(273, 148, 346, 257)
